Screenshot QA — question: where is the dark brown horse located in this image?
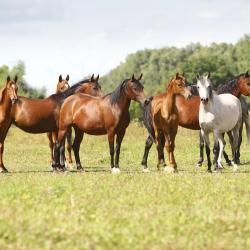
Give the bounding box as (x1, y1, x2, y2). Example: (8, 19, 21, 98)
(0, 76, 18, 172)
(53, 74, 149, 173)
(142, 73, 192, 172)
(141, 72, 250, 170)
(0, 75, 102, 172)
(47, 74, 73, 168)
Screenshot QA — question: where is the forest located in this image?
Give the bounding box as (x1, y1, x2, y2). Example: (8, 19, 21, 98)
(101, 34, 250, 120)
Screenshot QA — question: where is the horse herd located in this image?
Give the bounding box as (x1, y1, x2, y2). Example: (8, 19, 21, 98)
(0, 71, 250, 173)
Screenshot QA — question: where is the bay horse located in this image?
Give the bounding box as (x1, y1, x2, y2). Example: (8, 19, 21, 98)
(0, 74, 102, 172)
(197, 73, 242, 172)
(53, 74, 149, 173)
(0, 76, 18, 172)
(47, 74, 73, 168)
(141, 72, 250, 169)
(142, 73, 192, 173)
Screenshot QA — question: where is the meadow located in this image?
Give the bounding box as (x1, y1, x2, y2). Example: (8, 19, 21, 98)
(0, 123, 250, 250)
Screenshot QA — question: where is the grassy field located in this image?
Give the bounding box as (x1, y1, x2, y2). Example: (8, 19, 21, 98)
(0, 124, 250, 250)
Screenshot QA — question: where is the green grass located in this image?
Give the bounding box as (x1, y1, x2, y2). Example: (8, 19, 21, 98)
(1, 124, 250, 250)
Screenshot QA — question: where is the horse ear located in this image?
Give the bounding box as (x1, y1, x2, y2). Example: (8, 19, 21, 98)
(131, 74, 135, 82)
(207, 72, 211, 79)
(175, 73, 179, 79)
(182, 72, 185, 77)
(66, 74, 70, 81)
(245, 71, 249, 77)
(90, 74, 95, 82)
(59, 75, 62, 82)
(14, 75, 18, 83)
(95, 74, 99, 82)
(138, 73, 143, 80)
(196, 74, 200, 80)
(6, 76, 10, 83)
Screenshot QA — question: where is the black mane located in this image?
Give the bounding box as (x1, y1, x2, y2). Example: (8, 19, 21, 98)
(106, 78, 143, 105)
(50, 78, 91, 101)
(217, 74, 244, 94)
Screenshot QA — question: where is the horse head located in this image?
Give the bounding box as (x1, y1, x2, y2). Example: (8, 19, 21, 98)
(237, 70, 250, 96)
(57, 74, 70, 93)
(196, 73, 213, 104)
(126, 74, 149, 106)
(168, 73, 192, 100)
(5, 75, 18, 104)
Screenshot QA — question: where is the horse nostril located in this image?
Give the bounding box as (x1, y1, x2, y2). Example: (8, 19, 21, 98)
(144, 99, 150, 105)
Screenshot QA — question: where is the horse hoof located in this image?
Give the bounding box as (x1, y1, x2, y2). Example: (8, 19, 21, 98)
(226, 161, 233, 167)
(232, 163, 238, 172)
(142, 168, 150, 173)
(207, 169, 212, 173)
(77, 167, 85, 172)
(196, 161, 203, 168)
(67, 163, 74, 170)
(163, 167, 176, 173)
(111, 168, 120, 174)
(0, 167, 8, 173)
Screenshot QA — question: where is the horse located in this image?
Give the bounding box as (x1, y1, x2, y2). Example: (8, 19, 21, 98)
(0, 74, 102, 173)
(141, 72, 250, 169)
(142, 73, 192, 173)
(53, 74, 149, 173)
(197, 73, 242, 172)
(0, 76, 18, 172)
(47, 74, 73, 168)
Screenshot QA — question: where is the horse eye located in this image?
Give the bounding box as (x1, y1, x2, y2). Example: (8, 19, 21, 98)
(93, 87, 98, 90)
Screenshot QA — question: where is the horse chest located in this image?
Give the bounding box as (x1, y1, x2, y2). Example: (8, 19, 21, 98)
(199, 112, 215, 132)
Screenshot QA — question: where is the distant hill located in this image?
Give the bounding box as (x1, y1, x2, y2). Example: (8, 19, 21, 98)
(101, 34, 250, 120)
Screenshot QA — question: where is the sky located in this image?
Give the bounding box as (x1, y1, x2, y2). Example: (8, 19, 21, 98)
(0, 0, 249, 94)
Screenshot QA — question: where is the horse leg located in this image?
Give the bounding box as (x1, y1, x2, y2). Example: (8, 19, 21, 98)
(213, 140, 219, 169)
(108, 129, 118, 173)
(66, 127, 74, 169)
(231, 124, 241, 171)
(114, 129, 126, 171)
(216, 133, 225, 170)
(157, 133, 166, 170)
(164, 129, 177, 173)
(0, 123, 12, 173)
(52, 128, 67, 171)
(197, 130, 204, 167)
(141, 135, 153, 172)
(235, 121, 243, 165)
(47, 132, 54, 165)
(0, 142, 7, 173)
(201, 130, 212, 172)
(72, 127, 84, 171)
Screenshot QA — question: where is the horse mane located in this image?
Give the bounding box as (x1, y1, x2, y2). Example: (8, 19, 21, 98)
(51, 78, 90, 101)
(106, 79, 129, 105)
(217, 73, 244, 94)
(0, 86, 6, 103)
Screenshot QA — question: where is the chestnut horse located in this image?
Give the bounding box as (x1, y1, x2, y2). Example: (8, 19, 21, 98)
(141, 72, 250, 169)
(142, 73, 192, 172)
(0, 75, 102, 172)
(0, 76, 18, 172)
(47, 74, 73, 167)
(53, 74, 149, 173)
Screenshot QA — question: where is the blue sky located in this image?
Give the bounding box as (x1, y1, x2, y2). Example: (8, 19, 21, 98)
(0, 0, 249, 94)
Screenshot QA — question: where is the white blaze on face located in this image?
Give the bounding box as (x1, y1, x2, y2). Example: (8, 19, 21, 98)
(197, 76, 210, 100)
(11, 84, 16, 89)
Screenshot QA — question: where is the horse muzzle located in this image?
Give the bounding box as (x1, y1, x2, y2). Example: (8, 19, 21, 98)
(201, 98, 209, 104)
(11, 98, 18, 104)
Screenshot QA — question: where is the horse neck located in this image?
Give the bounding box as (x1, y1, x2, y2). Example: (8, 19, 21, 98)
(0, 88, 12, 111)
(162, 86, 177, 115)
(116, 91, 131, 112)
(231, 84, 241, 98)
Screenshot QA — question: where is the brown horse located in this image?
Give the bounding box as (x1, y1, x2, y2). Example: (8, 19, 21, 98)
(53, 74, 149, 173)
(141, 72, 250, 169)
(142, 73, 192, 172)
(0, 76, 18, 172)
(0, 74, 102, 172)
(47, 74, 73, 168)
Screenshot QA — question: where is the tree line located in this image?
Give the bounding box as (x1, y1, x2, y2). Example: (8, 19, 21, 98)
(101, 34, 250, 120)
(0, 61, 46, 99)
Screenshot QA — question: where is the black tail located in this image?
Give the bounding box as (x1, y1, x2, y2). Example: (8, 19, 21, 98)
(143, 98, 155, 141)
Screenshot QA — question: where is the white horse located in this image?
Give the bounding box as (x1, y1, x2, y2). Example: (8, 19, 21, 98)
(197, 73, 242, 172)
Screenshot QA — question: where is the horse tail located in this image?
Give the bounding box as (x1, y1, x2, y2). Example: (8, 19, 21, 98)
(143, 98, 155, 141)
(240, 96, 250, 145)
